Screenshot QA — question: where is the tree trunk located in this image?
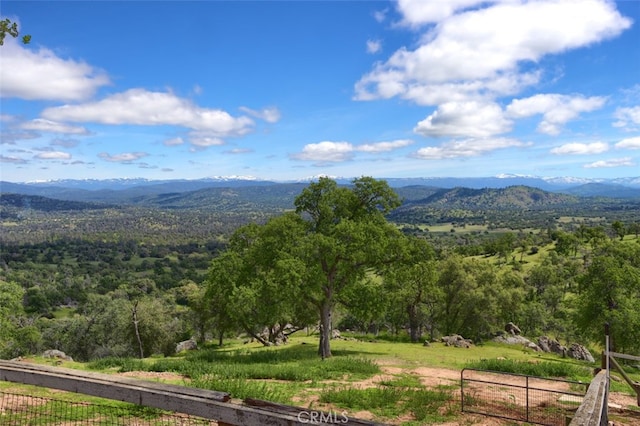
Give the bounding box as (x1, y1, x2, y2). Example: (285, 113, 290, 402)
(131, 301, 144, 359)
(408, 304, 421, 343)
(318, 300, 332, 359)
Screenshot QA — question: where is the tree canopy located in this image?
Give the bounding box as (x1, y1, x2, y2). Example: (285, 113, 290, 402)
(0, 18, 31, 45)
(204, 177, 404, 357)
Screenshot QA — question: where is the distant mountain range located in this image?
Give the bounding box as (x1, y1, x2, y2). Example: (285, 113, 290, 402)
(1, 175, 639, 206)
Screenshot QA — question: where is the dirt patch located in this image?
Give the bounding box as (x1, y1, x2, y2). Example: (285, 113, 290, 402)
(118, 370, 190, 383)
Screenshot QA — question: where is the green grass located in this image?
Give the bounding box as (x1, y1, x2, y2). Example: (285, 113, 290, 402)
(191, 377, 299, 403)
(89, 344, 380, 382)
(14, 336, 631, 425)
(465, 358, 591, 380)
(319, 385, 455, 423)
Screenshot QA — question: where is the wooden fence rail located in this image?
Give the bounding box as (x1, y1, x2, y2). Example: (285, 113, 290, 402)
(605, 351, 640, 405)
(568, 369, 608, 426)
(0, 360, 383, 425)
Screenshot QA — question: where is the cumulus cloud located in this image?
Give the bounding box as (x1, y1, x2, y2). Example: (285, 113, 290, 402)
(98, 152, 148, 163)
(396, 0, 496, 26)
(42, 89, 254, 137)
(0, 39, 110, 101)
(356, 139, 414, 153)
(292, 141, 354, 162)
(355, 0, 630, 104)
(238, 106, 281, 123)
(292, 138, 414, 162)
(21, 118, 90, 135)
(413, 137, 525, 160)
(615, 136, 640, 149)
(584, 157, 635, 168)
(373, 8, 388, 23)
(414, 101, 512, 138)
(550, 142, 609, 155)
(187, 131, 225, 149)
(34, 151, 72, 160)
(366, 39, 382, 54)
(613, 106, 640, 128)
(507, 94, 606, 135)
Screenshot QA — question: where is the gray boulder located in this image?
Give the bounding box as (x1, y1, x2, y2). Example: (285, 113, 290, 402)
(442, 334, 473, 348)
(505, 322, 522, 335)
(175, 339, 197, 353)
(43, 349, 73, 362)
(568, 343, 595, 363)
(493, 334, 541, 351)
(538, 336, 567, 356)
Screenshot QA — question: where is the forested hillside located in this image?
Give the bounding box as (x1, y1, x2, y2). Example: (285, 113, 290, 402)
(1, 179, 640, 361)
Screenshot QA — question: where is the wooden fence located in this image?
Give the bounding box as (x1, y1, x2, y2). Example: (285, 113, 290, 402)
(568, 370, 608, 426)
(568, 350, 640, 426)
(0, 360, 384, 425)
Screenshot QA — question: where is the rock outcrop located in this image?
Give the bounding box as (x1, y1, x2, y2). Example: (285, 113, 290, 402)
(441, 334, 473, 348)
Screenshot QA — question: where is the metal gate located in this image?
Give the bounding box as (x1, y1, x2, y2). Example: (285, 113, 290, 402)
(461, 368, 588, 426)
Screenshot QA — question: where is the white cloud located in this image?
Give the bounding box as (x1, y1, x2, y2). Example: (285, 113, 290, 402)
(356, 139, 414, 153)
(613, 106, 640, 128)
(507, 94, 606, 135)
(98, 152, 148, 163)
(21, 119, 90, 135)
(366, 39, 382, 54)
(414, 101, 511, 138)
(615, 136, 640, 150)
(0, 39, 110, 101)
(1, 130, 40, 144)
(373, 8, 388, 23)
(34, 151, 72, 160)
(413, 137, 525, 159)
(238, 106, 281, 123)
(584, 157, 635, 168)
(189, 135, 224, 150)
(225, 148, 253, 155)
(292, 141, 354, 162)
(396, 0, 497, 26)
(355, 0, 630, 104)
(42, 89, 254, 137)
(550, 142, 609, 155)
(163, 137, 184, 147)
(292, 138, 415, 162)
(0, 155, 28, 164)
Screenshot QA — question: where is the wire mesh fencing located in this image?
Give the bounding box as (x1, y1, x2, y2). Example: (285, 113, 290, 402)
(0, 390, 216, 425)
(461, 368, 589, 426)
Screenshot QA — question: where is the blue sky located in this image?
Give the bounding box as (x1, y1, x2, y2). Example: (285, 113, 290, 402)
(1, 0, 639, 183)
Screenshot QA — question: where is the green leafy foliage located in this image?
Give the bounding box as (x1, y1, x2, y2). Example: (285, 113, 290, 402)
(0, 18, 31, 45)
(2, 179, 640, 363)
